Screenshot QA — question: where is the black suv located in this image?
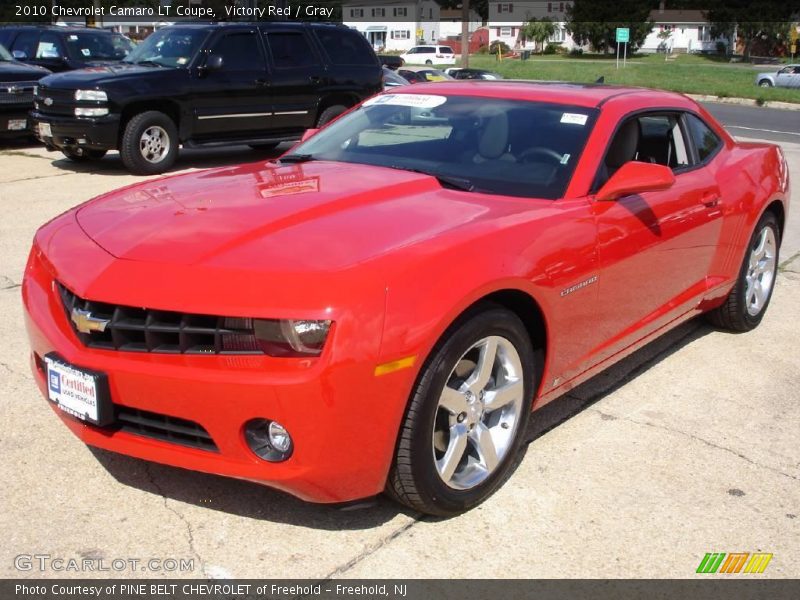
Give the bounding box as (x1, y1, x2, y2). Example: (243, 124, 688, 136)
(0, 43, 50, 138)
(0, 26, 134, 72)
(31, 22, 382, 174)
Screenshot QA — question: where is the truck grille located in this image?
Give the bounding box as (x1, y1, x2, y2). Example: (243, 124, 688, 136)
(0, 80, 36, 106)
(34, 85, 75, 116)
(115, 406, 218, 452)
(58, 283, 263, 355)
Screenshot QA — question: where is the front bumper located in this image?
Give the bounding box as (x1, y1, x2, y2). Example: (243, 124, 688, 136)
(22, 219, 415, 503)
(0, 107, 33, 137)
(31, 111, 120, 151)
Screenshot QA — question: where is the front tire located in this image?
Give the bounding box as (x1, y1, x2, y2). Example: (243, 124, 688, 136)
(759, 80, 773, 88)
(708, 211, 780, 331)
(120, 111, 178, 175)
(387, 306, 535, 516)
(316, 105, 348, 127)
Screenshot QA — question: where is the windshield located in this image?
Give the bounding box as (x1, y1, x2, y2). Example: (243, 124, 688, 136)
(292, 94, 597, 200)
(63, 32, 134, 61)
(123, 28, 207, 68)
(0, 44, 12, 61)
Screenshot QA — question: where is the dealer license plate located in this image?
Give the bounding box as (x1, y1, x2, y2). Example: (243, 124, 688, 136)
(44, 354, 113, 426)
(38, 122, 51, 138)
(8, 119, 26, 131)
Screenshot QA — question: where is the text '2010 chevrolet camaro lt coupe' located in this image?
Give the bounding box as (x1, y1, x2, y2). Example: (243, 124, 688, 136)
(23, 82, 790, 516)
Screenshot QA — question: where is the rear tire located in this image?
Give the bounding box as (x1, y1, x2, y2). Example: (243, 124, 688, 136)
(316, 105, 348, 127)
(120, 111, 178, 175)
(707, 211, 780, 331)
(759, 80, 773, 87)
(61, 148, 107, 162)
(425, 60, 433, 65)
(386, 306, 535, 516)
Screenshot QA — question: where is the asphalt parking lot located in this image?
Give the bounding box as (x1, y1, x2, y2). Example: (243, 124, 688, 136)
(1, 123, 798, 579)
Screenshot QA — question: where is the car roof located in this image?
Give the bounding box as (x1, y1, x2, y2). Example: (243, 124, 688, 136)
(0, 25, 116, 33)
(388, 80, 694, 109)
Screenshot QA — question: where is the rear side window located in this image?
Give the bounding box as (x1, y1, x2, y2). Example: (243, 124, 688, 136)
(211, 31, 264, 70)
(685, 113, 722, 163)
(440, 46, 454, 54)
(314, 28, 375, 65)
(265, 32, 320, 68)
(419, 47, 435, 53)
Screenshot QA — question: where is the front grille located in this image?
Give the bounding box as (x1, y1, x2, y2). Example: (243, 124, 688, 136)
(58, 283, 263, 355)
(0, 80, 36, 105)
(34, 85, 76, 116)
(115, 406, 218, 452)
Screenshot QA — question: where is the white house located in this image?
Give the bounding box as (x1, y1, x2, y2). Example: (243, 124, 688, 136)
(342, 0, 441, 52)
(487, 1, 578, 51)
(439, 8, 483, 39)
(640, 6, 726, 53)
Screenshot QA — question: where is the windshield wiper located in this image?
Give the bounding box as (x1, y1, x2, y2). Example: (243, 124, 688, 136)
(400, 168, 476, 192)
(279, 153, 315, 164)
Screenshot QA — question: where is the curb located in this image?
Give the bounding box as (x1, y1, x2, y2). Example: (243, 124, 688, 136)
(686, 94, 800, 111)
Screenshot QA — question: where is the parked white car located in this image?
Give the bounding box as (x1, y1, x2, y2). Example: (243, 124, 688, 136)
(755, 64, 800, 88)
(399, 45, 456, 65)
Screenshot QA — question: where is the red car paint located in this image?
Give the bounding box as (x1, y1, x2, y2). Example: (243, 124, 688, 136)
(23, 82, 790, 503)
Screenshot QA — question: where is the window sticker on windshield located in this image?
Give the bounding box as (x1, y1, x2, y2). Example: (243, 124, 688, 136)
(560, 153, 571, 165)
(68, 35, 78, 41)
(80, 48, 91, 57)
(363, 94, 447, 109)
(561, 113, 588, 126)
(177, 57, 188, 65)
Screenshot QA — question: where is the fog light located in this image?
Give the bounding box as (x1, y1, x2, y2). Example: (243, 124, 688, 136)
(244, 418, 293, 462)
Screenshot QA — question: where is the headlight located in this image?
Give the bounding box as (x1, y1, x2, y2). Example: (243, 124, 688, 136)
(253, 319, 332, 357)
(74, 89, 108, 102)
(75, 107, 109, 117)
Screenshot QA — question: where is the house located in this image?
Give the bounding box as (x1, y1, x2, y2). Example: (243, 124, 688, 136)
(487, 1, 578, 51)
(342, 0, 441, 52)
(640, 4, 727, 53)
(439, 8, 483, 39)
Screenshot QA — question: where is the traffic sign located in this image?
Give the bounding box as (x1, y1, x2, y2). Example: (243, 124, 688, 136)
(616, 27, 630, 43)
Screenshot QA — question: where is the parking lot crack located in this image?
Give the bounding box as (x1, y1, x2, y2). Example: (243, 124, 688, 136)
(319, 515, 424, 580)
(779, 250, 800, 272)
(602, 412, 799, 483)
(143, 462, 207, 577)
(1, 276, 21, 290)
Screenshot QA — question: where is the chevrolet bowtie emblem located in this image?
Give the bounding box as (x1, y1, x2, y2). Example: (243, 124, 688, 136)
(71, 308, 110, 334)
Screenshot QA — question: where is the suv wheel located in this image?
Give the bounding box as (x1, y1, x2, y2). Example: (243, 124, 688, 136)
(316, 105, 348, 127)
(759, 80, 773, 87)
(425, 59, 433, 65)
(62, 148, 107, 162)
(120, 111, 178, 175)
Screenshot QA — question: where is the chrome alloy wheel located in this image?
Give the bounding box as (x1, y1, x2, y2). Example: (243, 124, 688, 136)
(139, 125, 170, 164)
(745, 226, 777, 316)
(433, 336, 525, 490)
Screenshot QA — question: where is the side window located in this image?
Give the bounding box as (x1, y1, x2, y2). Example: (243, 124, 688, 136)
(265, 32, 320, 69)
(11, 31, 39, 59)
(0, 30, 14, 49)
(635, 114, 690, 170)
(314, 28, 375, 65)
(685, 113, 722, 163)
(35, 33, 64, 59)
(210, 32, 264, 71)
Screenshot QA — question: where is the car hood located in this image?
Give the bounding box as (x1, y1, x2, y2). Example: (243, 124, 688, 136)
(40, 63, 170, 88)
(74, 161, 531, 272)
(0, 60, 50, 81)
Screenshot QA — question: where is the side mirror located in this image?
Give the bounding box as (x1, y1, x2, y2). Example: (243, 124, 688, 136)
(301, 128, 319, 142)
(596, 161, 675, 202)
(12, 50, 27, 60)
(205, 54, 223, 71)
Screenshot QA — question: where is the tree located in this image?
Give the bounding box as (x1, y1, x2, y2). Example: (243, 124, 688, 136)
(521, 18, 556, 53)
(706, 0, 795, 61)
(566, 0, 655, 53)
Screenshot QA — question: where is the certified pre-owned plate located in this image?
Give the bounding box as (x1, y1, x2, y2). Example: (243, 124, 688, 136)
(38, 122, 52, 138)
(7, 119, 27, 131)
(44, 354, 113, 426)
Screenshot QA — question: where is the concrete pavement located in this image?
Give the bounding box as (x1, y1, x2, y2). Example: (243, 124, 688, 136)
(0, 139, 798, 579)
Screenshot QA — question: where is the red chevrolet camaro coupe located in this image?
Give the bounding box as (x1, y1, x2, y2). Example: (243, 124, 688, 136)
(23, 82, 790, 516)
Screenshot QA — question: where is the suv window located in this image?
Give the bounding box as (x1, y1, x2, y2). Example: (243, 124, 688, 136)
(36, 33, 64, 59)
(210, 31, 264, 71)
(314, 28, 375, 66)
(685, 113, 722, 163)
(418, 47, 435, 53)
(439, 46, 454, 54)
(266, 32, 320, 68)
(11, 31, 39, 59)
(0, 31, 14, 49)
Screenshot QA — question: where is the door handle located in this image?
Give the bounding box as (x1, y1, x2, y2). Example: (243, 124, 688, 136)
(309, 75, 321, 84)
(702, 193, 720, 208)
(255, 79, 268, 87)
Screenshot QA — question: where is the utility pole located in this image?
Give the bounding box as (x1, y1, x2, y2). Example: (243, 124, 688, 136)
(460, 0, 470, 67)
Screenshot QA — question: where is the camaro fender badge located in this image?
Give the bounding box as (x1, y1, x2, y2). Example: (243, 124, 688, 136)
(70, 308, 111, 334)
(560, 275, 599, 297)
